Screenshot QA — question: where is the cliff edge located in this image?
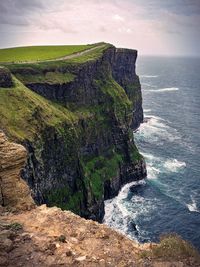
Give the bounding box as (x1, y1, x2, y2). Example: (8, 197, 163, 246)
(0, 133, 199, 267)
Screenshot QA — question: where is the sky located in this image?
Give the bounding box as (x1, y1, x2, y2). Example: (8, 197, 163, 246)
(0, 0, 200, 56)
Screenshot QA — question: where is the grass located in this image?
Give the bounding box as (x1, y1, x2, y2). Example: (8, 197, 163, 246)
(0, 44, 96, 63)
(83, 151, 123, 199)
(140, 234, 200, 264)
(6, 222, 23, 231)
(46, 186, 84, 214)
(0, 76, 77, 141)
(67, 43, 112, 63)
(95, 76, 132, 123)
(15, 71, 76, 85)
(130, 143, 143, 162)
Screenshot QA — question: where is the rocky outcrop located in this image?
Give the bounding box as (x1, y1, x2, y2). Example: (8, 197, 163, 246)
(0, 205, 145, 266)
(1, 205, 199, 267)
(0, 67, 13, 88)
(0, 131, 35, 210)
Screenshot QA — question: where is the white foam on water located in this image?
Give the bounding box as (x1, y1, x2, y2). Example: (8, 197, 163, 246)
(186, 196, 200, 213)
(136, 117, 171, 143)
(164, 159, 186, 172)
(144, 109, 151, 113)
(147, 165, 161, 179)
(142, 152, 159, 161)
(148, 87, 179, 92)
(104, 180, 148, 238)
(141, 152, 161, 179)
(141, 82, 157, 88)
(135, 115, 180, 144)
(141, 152, 186, 181)
(104, 112, 188, 243)
(140, 75, 158, 78)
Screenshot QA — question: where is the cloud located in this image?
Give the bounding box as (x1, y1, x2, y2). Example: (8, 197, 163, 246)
(0, 0, 45, 26)
(112, 14, 125, 21)
(0, 0, 199, 56)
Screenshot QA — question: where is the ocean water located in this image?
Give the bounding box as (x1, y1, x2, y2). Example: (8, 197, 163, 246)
(104, 56, 200, 249)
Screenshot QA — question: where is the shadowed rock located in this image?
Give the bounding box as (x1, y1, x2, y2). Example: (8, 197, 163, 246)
(0, 67, 13, 88)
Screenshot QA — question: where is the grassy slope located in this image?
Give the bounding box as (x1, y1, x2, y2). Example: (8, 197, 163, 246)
(68, 44, 112, 64)
(0, 77, 77, 141)
(4, 44, 112, 87)
(15, 72, 76, 85)
(0, 44, 96, 63)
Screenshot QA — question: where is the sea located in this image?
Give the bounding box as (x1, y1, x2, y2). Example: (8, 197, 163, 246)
(104, 56, 200, 249)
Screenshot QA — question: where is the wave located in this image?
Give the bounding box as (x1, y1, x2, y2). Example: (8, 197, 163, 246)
(148, 87, 179, 92)
(141, 152, 186, 181)
(141, 82, 157, 88)
(144, 109, 151, 113)
(135, 115, 181, 144)
(140, 75, 158, 78)
(147, 166, 161, 179)
(141, 153, 161, 179)
(104, 180, 148, 240)
(164, 159, 186, 172)
(186, 196, 200, 213)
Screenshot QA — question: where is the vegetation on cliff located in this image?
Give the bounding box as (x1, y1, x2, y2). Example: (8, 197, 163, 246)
(0, 43, 146, 221)
(0, 77, 77, 141)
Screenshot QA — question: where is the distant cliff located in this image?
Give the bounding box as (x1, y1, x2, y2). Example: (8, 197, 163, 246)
(0, 43, 146, 221)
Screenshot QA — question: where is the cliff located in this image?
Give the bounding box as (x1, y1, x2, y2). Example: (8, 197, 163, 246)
(0, 43, 146, 221)
(0, 134, 199, 266)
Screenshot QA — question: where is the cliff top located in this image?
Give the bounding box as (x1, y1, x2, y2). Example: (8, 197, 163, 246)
(0, 42, 110, 64)
(1, 205, 200, 267)
(0, 204, 149, 266)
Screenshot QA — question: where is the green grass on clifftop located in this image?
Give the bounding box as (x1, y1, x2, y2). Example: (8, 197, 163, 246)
(0, 44, 95, 63)
(15, 71, 76, 85)
(0, 76, 77, 140)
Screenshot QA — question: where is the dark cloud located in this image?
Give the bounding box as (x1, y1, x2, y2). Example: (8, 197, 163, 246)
(131, 0, 200, 16)
(0, 0, 44, 15)
(0, 0, 41, 26)
(0, 0, 47, 26)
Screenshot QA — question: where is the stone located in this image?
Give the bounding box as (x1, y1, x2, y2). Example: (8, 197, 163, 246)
(0, 67, 13, 88)
(0, 238, 13, 252)
(75, 255, 86, 261)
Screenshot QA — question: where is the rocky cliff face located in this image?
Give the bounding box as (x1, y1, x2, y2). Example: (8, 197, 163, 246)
(111, 48, 143, 129)
(0, 44, 146, 222)
(0, 131, 34, 210)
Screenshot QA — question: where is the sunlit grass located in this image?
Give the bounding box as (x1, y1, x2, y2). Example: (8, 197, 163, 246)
(0, 44, 95, 63)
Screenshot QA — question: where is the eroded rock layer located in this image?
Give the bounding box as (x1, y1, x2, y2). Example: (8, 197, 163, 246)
(0, 131, 34, 210)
